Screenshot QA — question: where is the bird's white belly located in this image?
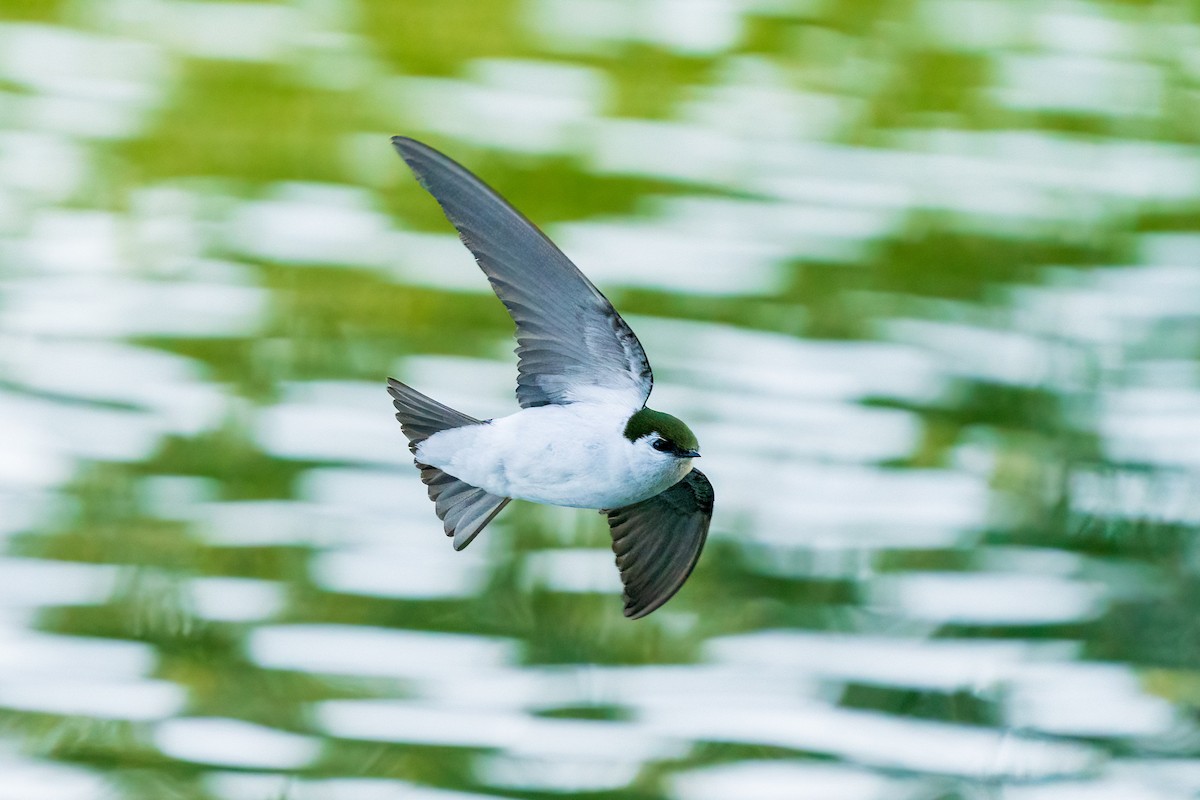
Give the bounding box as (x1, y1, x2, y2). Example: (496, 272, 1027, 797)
(414, 404, 686, 509)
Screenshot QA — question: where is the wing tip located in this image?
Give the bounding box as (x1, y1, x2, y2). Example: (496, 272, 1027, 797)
(390, 135, 433, 172)
(390, 134, 417, 152)
(622, 601, 656, 620)
(391, 135, 447, 169)
(621, 584, 680, 620)
(449, 496, 511, 551)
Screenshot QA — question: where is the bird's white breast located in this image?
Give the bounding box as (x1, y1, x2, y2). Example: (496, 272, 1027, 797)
(414, 403, 689, 509)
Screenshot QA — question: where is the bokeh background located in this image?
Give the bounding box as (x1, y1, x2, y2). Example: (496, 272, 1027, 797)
(2, 0, 1200, 797)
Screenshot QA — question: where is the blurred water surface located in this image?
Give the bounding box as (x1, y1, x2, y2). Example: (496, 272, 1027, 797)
(2, 0, 1200, 798)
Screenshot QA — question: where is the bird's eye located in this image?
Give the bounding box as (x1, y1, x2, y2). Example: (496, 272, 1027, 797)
(651, 438, 672, 452)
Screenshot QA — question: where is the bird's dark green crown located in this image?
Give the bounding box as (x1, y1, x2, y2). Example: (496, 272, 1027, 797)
(623, 407, 699, 452)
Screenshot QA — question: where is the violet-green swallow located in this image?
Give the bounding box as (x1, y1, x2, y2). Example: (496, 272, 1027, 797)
(386, 136, 713, 619)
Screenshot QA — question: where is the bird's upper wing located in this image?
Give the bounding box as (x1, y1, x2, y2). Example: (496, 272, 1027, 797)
(607, 469, 713, 619)
(392, 136, 653, 409)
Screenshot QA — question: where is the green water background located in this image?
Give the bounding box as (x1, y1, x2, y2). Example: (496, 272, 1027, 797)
(1, 0, 1199, 798)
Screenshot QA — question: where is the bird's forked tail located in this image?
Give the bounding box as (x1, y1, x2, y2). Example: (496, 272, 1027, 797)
(387, 377, 510, 550)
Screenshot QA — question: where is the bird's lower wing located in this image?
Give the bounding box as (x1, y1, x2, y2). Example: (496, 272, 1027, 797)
(606, 469, 714, 619)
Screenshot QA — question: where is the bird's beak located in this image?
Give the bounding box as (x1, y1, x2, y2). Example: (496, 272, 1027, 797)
(679, 449, 701, 459)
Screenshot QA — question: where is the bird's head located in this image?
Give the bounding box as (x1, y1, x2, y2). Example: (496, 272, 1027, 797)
(624, 407, 701, 461)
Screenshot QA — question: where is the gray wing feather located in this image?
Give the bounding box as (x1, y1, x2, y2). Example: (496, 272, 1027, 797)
(392, 136, 653, 408)
(607, 469, 713, 619)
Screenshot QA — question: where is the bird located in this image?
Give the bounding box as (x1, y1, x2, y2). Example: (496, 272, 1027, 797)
(386, 136, 713, 619)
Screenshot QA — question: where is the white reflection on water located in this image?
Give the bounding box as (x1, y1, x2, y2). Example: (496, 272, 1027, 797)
(552, 215, 792, 294)
(18, 210, 124, 273)
(316, 700, 684, 763)
(0, 489, 55, 541)
(296, 457, 498, 592)
(632, 317, 943, 404)
(998, 768, 1200, 800)
(295, 646, 1119, 784)
(0, 390, 162, 464)
(396, 59, 608, 154)
(256, 381, 412, 467)
(475, 751, 640, 793)
(882, 318, 1076, 388)
(1, 276, 265, 338)
(1070, 467, 1200, 525)
(707, 629, 1187, 742)
(0, 629, 155, 679)
(154, 717, 321, 770)
(386, 231, 485, 291)
(297, 466, 435, 525)
(312, 540, 490, 600)
(1005, 662, 1180, 738)
(918, 0, 1147, 61)
(521, 548, 623, 594)
(730, 463, 991, 551)
(0, 677, 185, 721)
(0, 756, 110, 800)
(0, 132, 86, 205)
(643, 701, 1098, 779)
(314, 695, 681, 796)
(1034, 5, 1134, 56)
(111, 0, 300, 63)
(187, 577, 286, 623)
(2, 339, 225, 435)
(995, 54, 1161, 117)
(0, 557, 119, 608)
(206, 773, 505, 800)
(0, 22, 168, 140)
(1001, 760, 1200, 800)
(1015, 264, 1200, 349)
(671, 760, 914, 800)
(588, 118, 743, 184)
(681, 58, 855, 142)
(588, 119, 1200, 219)
(705, 631, 1077, 692)
(138, 474, 221, 521)
(193, 500, 338, 547)
(306, 651, 1095, 783)
(0, 414, 70, 493)
(1102, 387, 1200, 469)
(228, 183, 394, 268)
(529, 0, 744, 56)
(870, 571, 1106, 625)
(258, 401, 400, 466)
(248, 625, 517, 680)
